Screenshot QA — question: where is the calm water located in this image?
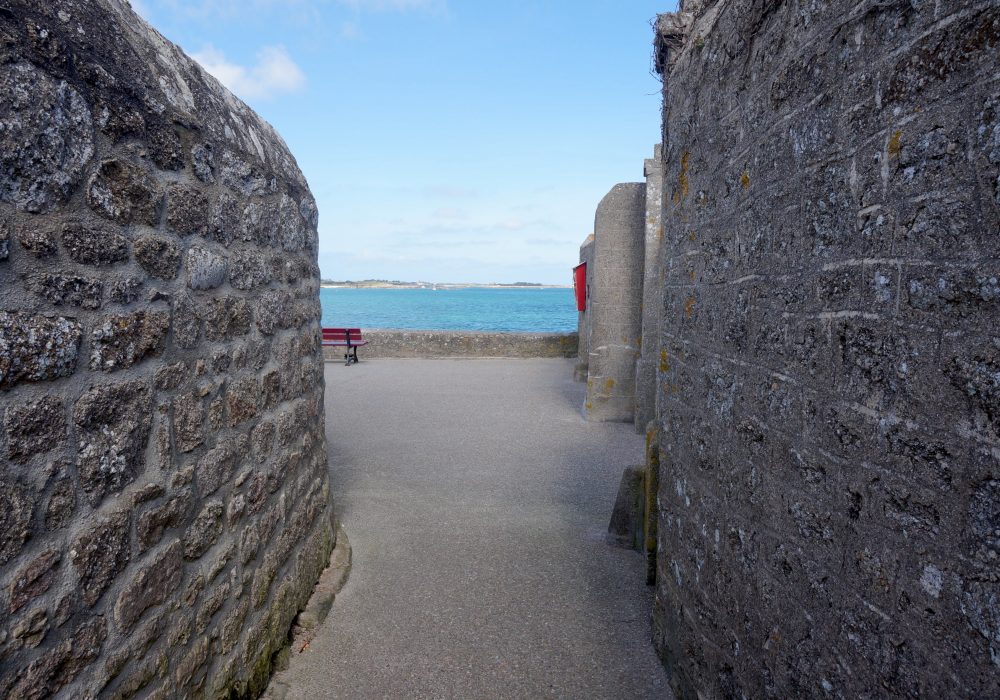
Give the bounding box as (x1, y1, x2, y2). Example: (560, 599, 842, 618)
(319, 287, 577, 333)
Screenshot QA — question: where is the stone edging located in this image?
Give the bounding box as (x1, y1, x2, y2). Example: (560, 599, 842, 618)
(322, 329, 579, 360)
(263, 525, 353, 699)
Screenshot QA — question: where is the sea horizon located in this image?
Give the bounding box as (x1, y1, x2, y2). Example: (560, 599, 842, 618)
(319, 280, 573, 290)
(319, 286, 578, 333)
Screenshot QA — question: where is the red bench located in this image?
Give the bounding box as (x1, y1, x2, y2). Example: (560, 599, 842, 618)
(321, 327, 368, 366)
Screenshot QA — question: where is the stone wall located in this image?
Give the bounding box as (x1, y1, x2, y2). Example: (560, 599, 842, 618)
(585, 183, 645, 422)
(0, 1, 335, 697)
(323, 330, 578, 361)
(653, 0, 1000, 697)
(635, 145, 665, 430)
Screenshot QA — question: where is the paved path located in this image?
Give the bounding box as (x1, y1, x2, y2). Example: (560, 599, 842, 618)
(273, 358, 671, 699)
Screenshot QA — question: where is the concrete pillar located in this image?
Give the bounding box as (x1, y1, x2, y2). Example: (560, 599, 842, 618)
(585, 183, 645, 422)
(634, 144, 665, 429)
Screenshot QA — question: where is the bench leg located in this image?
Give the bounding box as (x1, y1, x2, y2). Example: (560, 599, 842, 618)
(351, 346, 360, 364)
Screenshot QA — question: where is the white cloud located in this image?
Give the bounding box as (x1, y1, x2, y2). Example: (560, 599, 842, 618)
(191, 44, 306, 100)
(160, 0, 444, 16)
(422, 184, 477, 199)
(336, 0, 446, 12)
(431, 207, 467, 220)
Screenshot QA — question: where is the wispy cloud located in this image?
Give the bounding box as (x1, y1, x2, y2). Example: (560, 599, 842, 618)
(390, 218, 559, 240)
(159, 0, 445, 16)
(422, 184, 477, 199)
(526, 238, 573, 246)
(431, 207, 468, 220)
(192, 44, 306, 100)
(335, 0, 446, 12)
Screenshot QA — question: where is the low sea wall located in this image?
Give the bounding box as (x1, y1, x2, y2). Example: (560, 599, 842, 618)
(323, 330, 578, 360)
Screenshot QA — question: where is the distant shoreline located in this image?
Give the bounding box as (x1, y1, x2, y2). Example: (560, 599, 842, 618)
(320, 283, 572, 290)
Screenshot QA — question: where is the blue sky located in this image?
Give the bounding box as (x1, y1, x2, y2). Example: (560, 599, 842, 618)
(130, 0, 673, 284)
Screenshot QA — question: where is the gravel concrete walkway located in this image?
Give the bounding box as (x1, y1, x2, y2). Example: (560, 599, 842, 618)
(272, 358, 671, 699)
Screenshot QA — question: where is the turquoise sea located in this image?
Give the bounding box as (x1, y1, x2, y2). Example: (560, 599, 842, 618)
(319, 287, 577, 333)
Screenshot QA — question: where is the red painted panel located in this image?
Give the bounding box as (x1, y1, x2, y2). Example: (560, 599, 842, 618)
(573, 263, 587, 311)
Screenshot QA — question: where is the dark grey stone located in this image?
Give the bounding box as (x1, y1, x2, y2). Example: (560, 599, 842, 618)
(115, 540, 183, 631)
(192, 143, 215, 183)
(4, 617, 106, 698)
(278, 194, 307, 252)
(70, 509, 130, 606)
(134, 234, 180, 280)
(229, 249, 271, 290)
(226, 376, 260, 427)
(256, 290, 290, 336)
(0, 312, 82, 390)
(172, 393, 204, 453)
(209, 192, 240, 245)
(0, 220, 8, 261)
(0, 478, 33, 565)
(86, 159, 161, 225)
(166, 182, 209, 237)
(186, 245, 228, 290)
(108, 277, 143, 304)
(89, 311, 169, 371)
(0, 61, 94, 213)
(154, 361, 188, 391)
(137, 488, 193, 552)
(29, 273, 103, 309)
(44, 478, 75, 531)
(16, 223, 59, 258)
(183, 500, 225, 560)
(61, 222, 129, 266)
(4, 395, 66, 460)
(219, 150, 270, 197)
(172, 293, 201, 349)
(201, 296, 252, 341)
(74, 379, 152, 504)
(9, 548, 61, 613)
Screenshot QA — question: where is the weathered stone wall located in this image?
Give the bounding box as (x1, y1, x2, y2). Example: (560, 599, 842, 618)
(323, 330, 577, 360)
(635, 145, 665, 430)
(0, 1, 335, 697)
(653, 0, 1000, 697)
(585, 183, 645, 422)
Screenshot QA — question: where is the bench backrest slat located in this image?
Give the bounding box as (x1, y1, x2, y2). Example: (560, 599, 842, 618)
(322, 327, 365, 342)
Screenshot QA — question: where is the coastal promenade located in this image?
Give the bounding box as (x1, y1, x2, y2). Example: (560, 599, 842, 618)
(269, 358, 671, 698)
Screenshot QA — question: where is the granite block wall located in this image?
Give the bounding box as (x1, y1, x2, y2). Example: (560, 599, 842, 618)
(635, 145, 665, 430)
(653, 0, 1000, 697)
(0, 1, 335, 697)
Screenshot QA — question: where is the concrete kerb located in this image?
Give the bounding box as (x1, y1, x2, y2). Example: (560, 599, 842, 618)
(264, 524, 353, 699)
